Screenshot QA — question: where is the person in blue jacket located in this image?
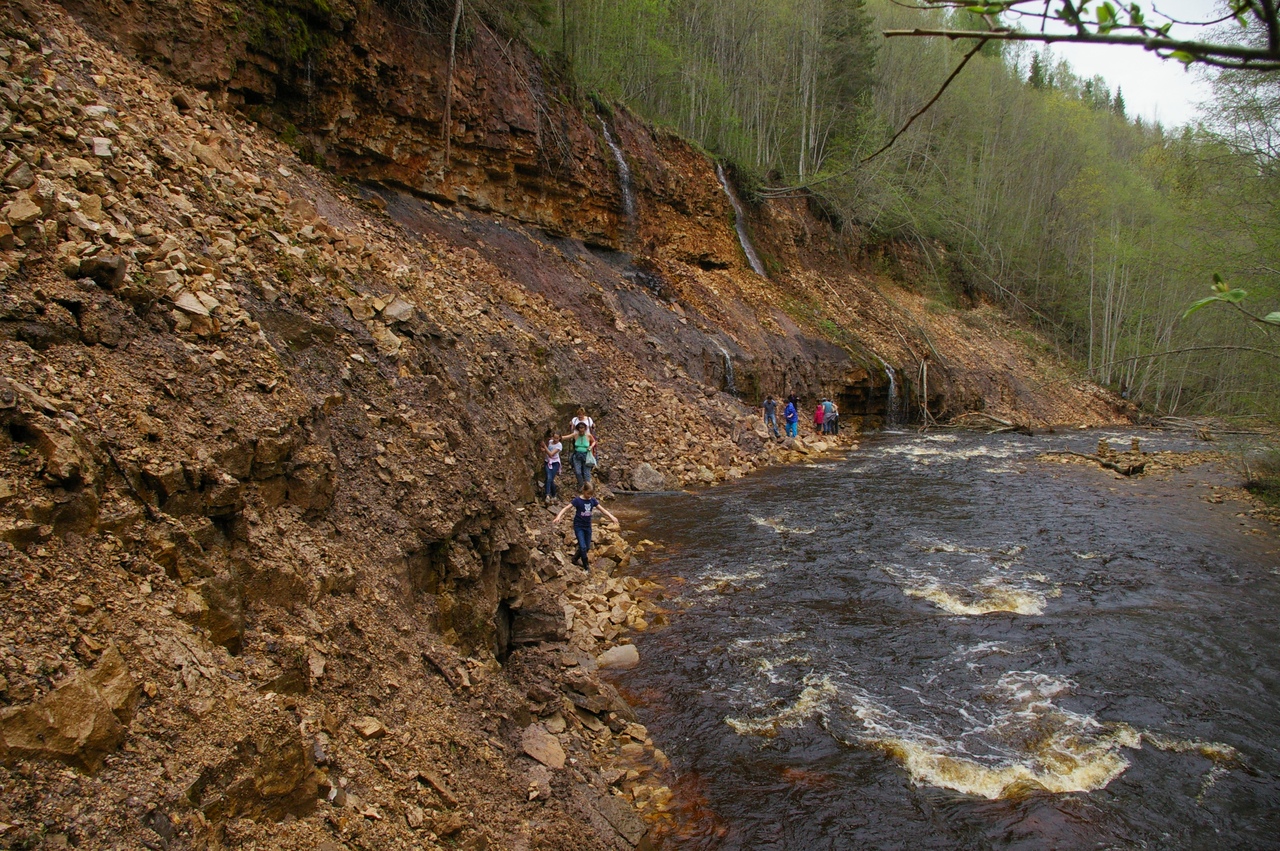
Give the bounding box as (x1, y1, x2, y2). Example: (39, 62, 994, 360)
(553, 482, 619, 568)
(783, 397, 799, 438)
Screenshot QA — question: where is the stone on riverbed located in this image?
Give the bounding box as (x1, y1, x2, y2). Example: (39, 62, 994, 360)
(597, 644, 640, 670)
(629, 463, 667, 492)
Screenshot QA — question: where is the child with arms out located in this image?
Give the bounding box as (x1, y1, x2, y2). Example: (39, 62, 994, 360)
(552, 482, 619, 568)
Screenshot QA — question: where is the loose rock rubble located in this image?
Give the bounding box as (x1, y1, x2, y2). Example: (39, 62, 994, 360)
(0, 0, 1138, 848)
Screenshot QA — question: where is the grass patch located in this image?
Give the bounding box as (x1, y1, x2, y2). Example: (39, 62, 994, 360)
(1244, 448, 1280, 506)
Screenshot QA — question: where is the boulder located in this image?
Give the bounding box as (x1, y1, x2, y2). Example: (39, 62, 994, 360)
(593, 793, 647, 846)
(5, 193, 42, 227)
(629, 463, 667, 492)
(351, 716, 387, 739)
(382, 297, 415, 323)
(21, 414, 98, 487)
(185, 711, 318, 823)
(0, 645, 140, 773)
(78, 252, 127, 289)
(177, 571, 245, 653)
(596, 644, 640, 670)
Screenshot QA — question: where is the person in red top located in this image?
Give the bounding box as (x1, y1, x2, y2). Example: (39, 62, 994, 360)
(813, 400, 825, 435)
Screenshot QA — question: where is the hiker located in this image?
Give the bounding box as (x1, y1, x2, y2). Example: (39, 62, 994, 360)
(762, 395, 780, 438)
(543, 429, 562, 503)
(827, 399, 840, 435)
(822, 398, 836, 435)
(783, 397, 799, 438)
(571, 407, 595, 434)
(561, 421, 597, 487)
(553, 481, 619, 568)
(813, 401, 825, 435)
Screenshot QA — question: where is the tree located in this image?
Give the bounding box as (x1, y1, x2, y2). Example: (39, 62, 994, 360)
(1027, 49, 1048, 87)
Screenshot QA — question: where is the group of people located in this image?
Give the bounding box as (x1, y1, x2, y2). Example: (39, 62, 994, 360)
(543, 407, 619, 569)
(542, 407, 597, 502)
(542, 392, 841, 570)
(762, 393, 840, 438)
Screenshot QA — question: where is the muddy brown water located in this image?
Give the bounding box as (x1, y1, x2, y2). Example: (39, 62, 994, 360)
(620, 431, 1280, 850)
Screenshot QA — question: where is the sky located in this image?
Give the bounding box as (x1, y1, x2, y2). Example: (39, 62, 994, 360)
(1010, 0, 1225, 128)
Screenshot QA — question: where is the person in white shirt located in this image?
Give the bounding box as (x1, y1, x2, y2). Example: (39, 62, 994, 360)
(543, 430, 562, 502)
(570, 407, 594, 434)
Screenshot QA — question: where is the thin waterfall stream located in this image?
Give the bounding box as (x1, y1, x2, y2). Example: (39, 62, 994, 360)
(715, 163, 767, 277)
(618, 430, 1280, 850)
(873, 353, 902, 425)
(600, 118, 637, 230)
(712, 339, 737, 396)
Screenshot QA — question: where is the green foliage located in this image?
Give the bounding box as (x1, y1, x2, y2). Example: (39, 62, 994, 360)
(239, 0, 346, 64)
(529, 0, 877, 179)
(1183, 274, 1248, 318)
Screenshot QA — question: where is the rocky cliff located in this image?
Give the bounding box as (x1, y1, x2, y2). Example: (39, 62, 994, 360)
(0, 0, 1127, 847)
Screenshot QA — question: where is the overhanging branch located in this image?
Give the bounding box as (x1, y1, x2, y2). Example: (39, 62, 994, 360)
(1096, 345, 1280, 367)
(882, 27, 1280, 69)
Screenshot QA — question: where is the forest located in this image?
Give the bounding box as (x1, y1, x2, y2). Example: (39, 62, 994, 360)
(450, 0, 1279, 420)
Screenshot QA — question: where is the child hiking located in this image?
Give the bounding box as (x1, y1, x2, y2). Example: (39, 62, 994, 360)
(542, 429, 562, 503)
(553, 482, 618, 569)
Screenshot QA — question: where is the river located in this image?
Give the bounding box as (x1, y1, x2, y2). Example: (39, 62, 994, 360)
(619, 430, 1280, 850)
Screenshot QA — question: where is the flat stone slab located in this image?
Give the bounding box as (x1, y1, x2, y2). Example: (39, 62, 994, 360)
(521, 724, 565, 769)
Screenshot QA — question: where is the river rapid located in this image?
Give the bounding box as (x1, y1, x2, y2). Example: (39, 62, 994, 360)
(620, 430, 1280, 850)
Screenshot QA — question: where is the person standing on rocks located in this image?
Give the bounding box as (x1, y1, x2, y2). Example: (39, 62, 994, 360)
(763, 395, 780, 439)
(553, 482, 619, 568)
(813, 400, 825, 435)
(828, 399, 840, 435)
(822, 398, 836, 435)
(784, 397, 799, 438)
(543, 429, 562, 503)
(562, 421, 597, 488)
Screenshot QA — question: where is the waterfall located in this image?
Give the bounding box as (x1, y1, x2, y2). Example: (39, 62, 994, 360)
(600, 119, 637, 230)
(715, 163, 767, 277)
(713, 339, 737, 396)
(873, 354, 902, 426)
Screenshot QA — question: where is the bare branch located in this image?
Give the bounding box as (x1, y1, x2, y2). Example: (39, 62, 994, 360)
(881, 28, 1280, 69)
(863, 38, 990, 163)
(1096, 345, 1280, 367)
(1149, 4, 1240, 28)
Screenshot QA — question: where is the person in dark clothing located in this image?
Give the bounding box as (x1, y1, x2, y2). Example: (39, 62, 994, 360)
(553, 482, 619, 568)
(762, 395, 780, 438)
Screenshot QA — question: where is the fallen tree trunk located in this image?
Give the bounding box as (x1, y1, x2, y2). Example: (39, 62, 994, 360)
(950, 411, 1033, 434)
(1047, 450, 1146, 476)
